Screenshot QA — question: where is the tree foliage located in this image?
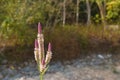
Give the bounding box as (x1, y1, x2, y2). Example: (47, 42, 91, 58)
(106, 0, 120, 22)
(0, 0, 120, 45)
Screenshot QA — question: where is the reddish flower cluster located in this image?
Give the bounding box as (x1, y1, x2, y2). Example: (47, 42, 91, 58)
(34, 22, 52, 73)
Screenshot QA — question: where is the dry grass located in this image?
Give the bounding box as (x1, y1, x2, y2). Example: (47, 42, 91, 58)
(1, 25, 120, 63)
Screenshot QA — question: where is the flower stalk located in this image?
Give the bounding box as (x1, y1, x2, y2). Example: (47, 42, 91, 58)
(34, 22, 52, 80)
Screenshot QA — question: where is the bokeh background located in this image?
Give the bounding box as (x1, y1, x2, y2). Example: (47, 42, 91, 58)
(0, 0, 120, 63)
(1, 0, 120, 80)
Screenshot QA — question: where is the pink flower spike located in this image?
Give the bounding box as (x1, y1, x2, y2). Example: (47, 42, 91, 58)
(48, 43, 51, 51)
(35, 39, 38, 48)
(42, 59, 45, 65)
(38, 22, 42, 34)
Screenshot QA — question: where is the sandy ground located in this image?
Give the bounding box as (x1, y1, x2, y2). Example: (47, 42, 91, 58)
(0, 54, 120, 80)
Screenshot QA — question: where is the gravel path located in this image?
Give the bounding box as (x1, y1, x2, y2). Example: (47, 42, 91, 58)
(0, 54, 120, 80)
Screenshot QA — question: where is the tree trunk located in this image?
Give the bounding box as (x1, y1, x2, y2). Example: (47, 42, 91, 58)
(86, 0, 91, 26)
(96, 0, 107, 28)
(63, 0, 66, 27)
(76, 0, 80, 26)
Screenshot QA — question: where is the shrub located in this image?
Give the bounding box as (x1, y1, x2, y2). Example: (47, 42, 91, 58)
(44, 25, 120, 61)
(1, 24, 120, 63)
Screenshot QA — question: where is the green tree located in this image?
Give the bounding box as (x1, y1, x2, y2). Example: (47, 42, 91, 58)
(96, 0, 107, 27)
(0, 0, 45, 45)
(106, 0, 120, 23)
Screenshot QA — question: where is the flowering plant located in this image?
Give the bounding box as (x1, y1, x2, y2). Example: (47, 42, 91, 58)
(34, 22, 52, 80)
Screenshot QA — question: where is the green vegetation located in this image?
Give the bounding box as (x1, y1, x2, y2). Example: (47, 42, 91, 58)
(44, 25, 120, 61)
(3, 25, 120, 62)
(0, 0, 120, 63)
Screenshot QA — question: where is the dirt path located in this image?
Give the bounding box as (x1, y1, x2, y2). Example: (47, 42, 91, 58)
(0, 54, 120, 80)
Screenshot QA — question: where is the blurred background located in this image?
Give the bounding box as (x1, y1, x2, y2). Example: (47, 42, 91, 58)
(0, 0, 120, 80)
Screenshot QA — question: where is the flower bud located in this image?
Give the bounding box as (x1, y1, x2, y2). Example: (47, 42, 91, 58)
(38, 22, 42, 34)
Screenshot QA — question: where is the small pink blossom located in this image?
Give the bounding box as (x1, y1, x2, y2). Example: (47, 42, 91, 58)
(38, 22, 42, 34)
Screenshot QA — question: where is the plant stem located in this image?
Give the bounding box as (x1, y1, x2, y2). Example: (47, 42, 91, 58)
(40, 73, 43, 80)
